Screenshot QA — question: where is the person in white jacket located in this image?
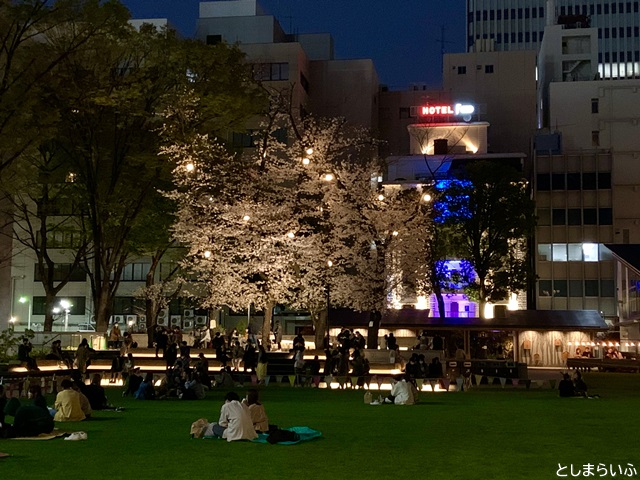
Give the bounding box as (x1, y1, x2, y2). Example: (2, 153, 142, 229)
(385, 376, 416, 405)
(210, 392, 258, 442)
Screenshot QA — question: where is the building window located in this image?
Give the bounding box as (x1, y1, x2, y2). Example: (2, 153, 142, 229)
(32, 296, 86, 316)
(485, 65, 494, 73)
(583, 172, 597, 189)
(34, 263, 87, 282)
(583, 208, 597, 225)
(569, 280, 583, 297)
(457, 66, 467, 74)
(539, 279, 553, 296)
(599, 208, 613, 225)
(552, 243, 568, 261)
(553, 280, 568, 297)
(118, 263, 151, 282)
(591, 98, 599, 113)
(600, 280, 615, 297)
(253, 62, 289, 81)
(231, 131, 256, 148)
(112, 296, 145, 315)
(399, 107, 411, 119)
(567, 209, 582, 225)
(538, 244, 552, 261)
(598, 172, 612, 189)
(536, 174, 550, 191)
(567, 173, 581, 190)
(591, 131, 600, 147)
(206, 35, 222, 45)
(537, 209, 551, 225)
(551, 173, 566, 190)
(552, 209, 566, 225)
(585, 280, 599, 296)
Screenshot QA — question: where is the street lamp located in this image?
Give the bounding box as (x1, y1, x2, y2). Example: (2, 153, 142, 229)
(19, 297, 31, 330)
(9, 317, 16, 331)
(58, 299, 72, 332)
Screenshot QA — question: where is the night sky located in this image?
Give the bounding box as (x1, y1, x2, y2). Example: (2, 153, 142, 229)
(120, 0, 466, 89)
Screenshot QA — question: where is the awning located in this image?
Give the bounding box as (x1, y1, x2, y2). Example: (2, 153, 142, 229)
(329, 308, 608, 331)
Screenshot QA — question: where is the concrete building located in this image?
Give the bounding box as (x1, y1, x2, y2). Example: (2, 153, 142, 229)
(467, 0, 640, 79)
(195, 0, 379, 131)
(443, 50, 538, 154)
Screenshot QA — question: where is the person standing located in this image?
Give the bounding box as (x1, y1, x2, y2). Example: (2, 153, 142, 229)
(273, 321, 283, 351)
(18, 338, 39, 371)
(75, 338, 92, 378)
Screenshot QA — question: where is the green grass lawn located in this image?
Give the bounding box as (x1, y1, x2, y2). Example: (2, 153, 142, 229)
(1, 373, 639, 480)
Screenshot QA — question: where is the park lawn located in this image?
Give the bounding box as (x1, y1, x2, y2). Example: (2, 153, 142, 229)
(1, 372, 638, 480)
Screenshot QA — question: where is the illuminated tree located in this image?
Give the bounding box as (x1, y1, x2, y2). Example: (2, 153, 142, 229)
(444, 160, 535, 318)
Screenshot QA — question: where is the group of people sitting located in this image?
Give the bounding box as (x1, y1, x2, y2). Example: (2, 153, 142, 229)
(193, 389, 269, 442)
(0, 373, 121, 438)
(558, 371, 598, 398)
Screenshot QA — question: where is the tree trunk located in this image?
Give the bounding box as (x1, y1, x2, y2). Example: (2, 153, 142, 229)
(94, 283, 112, 332)
(262, 300, 274, 348)
(313, 309, 326, 349)
(145, 296, 159, 348)
(478, 275, 487, 320)
(367, 310, 381, 350)
(43, 292, 57, 332)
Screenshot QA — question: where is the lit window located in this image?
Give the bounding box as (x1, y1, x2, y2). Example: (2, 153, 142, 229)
(582, 243, 599, 262)
(552, 244, 567, 262)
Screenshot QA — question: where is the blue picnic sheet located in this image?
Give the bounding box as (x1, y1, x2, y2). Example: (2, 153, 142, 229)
(252, 426, 322, 445)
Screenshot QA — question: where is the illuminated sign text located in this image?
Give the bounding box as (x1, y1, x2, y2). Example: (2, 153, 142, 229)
(420, 103, 475, 116)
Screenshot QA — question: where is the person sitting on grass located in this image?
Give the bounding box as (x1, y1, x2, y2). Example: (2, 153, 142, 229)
(2, 395, 54, 438)
(572, 371, 599, 398)
(135, 372, 156, 400)
(178, 372, 207, 400)
(209, 391, 257, 442)
(123, 368, 143, 397)
(242, 389, 269, 433)
(82, 374, 116, 410)
(54, 379, 86, 422)
(377, 375, 416, 405)
(72, 380, 92, 418)
(558, 373, 576, 397)
(215, 367, 235, 389)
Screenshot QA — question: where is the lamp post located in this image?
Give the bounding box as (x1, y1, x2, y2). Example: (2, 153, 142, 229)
(59, 299, 72, 332)
(19, 297, 31, 330)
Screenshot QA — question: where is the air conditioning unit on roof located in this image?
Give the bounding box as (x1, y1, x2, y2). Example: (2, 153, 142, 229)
(170, 315, 182, 327)
(183, 309, 195, 318)
(195, 315, 208, 327)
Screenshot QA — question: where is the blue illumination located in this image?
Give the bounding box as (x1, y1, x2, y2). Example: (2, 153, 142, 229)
(436, 259, 475, 290)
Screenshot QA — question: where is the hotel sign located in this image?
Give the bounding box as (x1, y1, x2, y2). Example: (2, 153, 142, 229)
(419, 103, 475, 117)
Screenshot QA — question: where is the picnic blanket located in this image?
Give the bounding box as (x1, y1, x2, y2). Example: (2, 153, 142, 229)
(11, 430, 69, 441)
(252, 426, 322, 445)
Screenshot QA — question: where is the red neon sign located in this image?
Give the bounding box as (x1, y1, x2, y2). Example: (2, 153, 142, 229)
(420, 105, 454, 115)
(419, 103, 475, 117)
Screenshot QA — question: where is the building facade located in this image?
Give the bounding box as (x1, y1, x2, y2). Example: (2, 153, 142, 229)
(467, 0, 640, 79)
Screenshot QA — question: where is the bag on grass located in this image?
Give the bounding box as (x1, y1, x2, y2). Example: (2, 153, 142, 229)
(190, 418, 210, 439)
(363, 391, 372, 404)
(266, 429, 300, 444)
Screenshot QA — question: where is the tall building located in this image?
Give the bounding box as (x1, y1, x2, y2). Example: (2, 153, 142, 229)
(195, 0, 379, 131)
(467, 0, 640, 79)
